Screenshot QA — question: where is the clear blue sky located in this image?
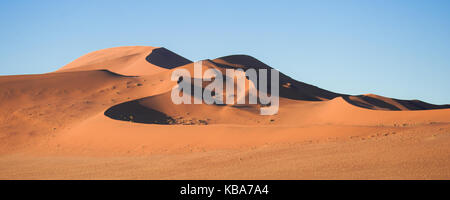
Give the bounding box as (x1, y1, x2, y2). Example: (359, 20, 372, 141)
(1, 0, 449, 104)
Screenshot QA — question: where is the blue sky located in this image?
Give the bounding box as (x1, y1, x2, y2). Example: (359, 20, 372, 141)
(1, 0, 449, 104)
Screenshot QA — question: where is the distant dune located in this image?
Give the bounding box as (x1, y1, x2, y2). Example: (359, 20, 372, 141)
(1, 46, 449, 179)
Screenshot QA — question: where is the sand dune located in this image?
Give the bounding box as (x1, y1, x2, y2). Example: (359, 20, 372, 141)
(1, 46, 449, 179)
(344, 94, 450, 110)
(56, 46, 192, 76)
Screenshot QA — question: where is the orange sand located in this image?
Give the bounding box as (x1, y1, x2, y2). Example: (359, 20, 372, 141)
(0, 46, 449, 179)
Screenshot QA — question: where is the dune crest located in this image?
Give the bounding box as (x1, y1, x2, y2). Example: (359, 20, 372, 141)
(56, 46, 192, 76)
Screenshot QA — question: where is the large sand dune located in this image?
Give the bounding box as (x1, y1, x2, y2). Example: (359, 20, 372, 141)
(1, 46, 449, 179)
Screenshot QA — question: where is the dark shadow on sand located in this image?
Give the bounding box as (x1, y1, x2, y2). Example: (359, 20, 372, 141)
(105, 100, 173, 124)
(145, 48, 192, 69)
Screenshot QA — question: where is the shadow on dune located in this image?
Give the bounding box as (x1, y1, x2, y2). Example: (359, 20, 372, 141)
(394, 99, 450, 110)
(212, 55, 341, 101)
(215, 55, 450, 110)
(98, 69, 138, 77)
(342, 95, 401, 110)
(104, 100, 173, 124)
(146, 47, 192, 69)
(342, 95, 450, 111)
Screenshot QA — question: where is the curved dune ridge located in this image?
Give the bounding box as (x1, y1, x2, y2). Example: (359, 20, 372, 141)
(1, 46, 450, 179)
(56, 46, 192, 76)
(62, 46, 447, 125)
(17, 45, 450, 126)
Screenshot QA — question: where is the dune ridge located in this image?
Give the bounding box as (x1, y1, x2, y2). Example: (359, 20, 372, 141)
(56, 46, 192, 76)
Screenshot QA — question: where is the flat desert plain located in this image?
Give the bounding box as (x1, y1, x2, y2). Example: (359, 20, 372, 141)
(1, 46, 449, 179)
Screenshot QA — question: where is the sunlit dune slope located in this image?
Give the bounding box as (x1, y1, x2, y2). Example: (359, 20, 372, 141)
(56, 46, 192, 76)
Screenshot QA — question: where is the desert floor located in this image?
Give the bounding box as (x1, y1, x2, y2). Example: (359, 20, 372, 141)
(1, 122, 449, 179)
